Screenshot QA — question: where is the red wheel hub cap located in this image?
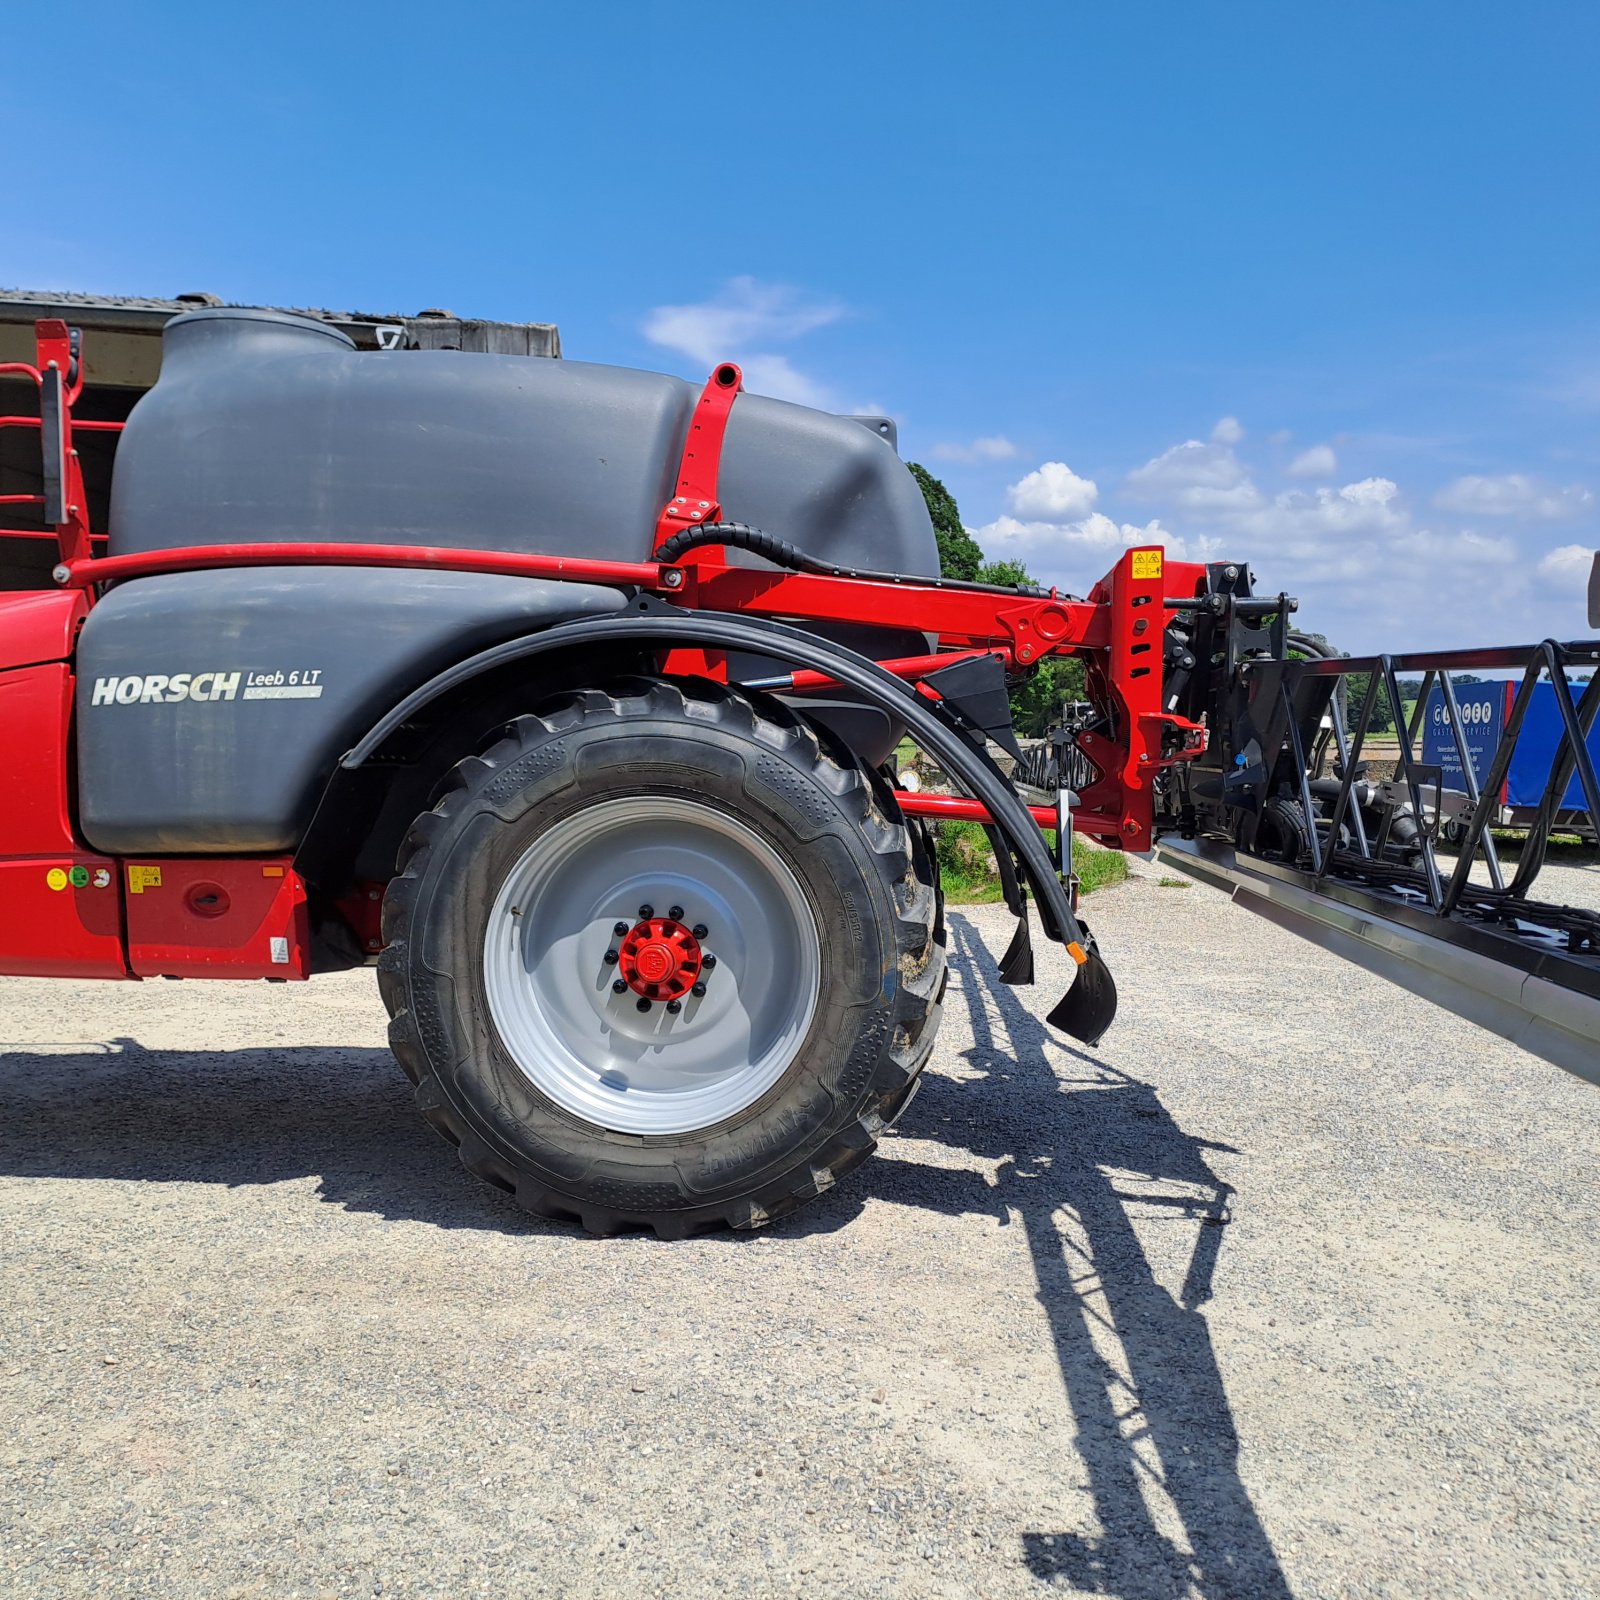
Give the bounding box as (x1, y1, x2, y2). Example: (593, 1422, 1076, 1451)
(617, 917, 704, 1002)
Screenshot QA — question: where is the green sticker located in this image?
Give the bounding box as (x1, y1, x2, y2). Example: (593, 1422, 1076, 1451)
(68, 865, 89, 888)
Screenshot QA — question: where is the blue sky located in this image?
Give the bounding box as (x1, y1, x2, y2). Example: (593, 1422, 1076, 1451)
(6, 1, 1597, 650)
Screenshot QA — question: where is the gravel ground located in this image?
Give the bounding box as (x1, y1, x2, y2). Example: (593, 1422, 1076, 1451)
(2, 871, 1597, 1600)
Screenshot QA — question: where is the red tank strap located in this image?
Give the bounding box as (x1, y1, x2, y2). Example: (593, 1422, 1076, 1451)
(653, 362, 743, 565)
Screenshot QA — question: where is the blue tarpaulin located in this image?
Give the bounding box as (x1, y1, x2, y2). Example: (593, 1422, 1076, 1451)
(1419, 683, 1509, 802)
(1506, 682, 1599, 811)
(1419, 680, 1596, 814)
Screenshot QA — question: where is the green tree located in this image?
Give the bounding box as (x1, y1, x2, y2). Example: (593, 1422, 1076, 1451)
(976, 557, 1032, 589)
(907, 470, 1090, 737)
(908, 462, 983, 581)
(1010, 656, 1088, 736)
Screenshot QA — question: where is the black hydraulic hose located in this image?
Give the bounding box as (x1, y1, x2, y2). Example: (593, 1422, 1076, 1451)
(655, 520, 836, 574)
(1309, 775, 1372, 806)
(1287, 631, 1335, 659)
(1287, 629, 1350, 724)
(653, 521, 1067, 599)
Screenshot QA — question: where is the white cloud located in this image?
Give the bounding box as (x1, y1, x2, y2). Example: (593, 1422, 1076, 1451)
(1125, 439, 1261, 514)
(1536, 543, 1596, 593)
(928, 435, 1020, 464)
(1391, 526, 1518, 569)
(1099, 431, 1541, 642)
(961, 411, 1599, 649)
(641, 277, 847, 405)
(1433, 474, 1593, 520)
(1286, 443, 1337, 479)
(642, 276, 843, 363)
(1218, 482, 1421, 589)
(969, 512, 1219, 581)
(1211, 416, 1245, 445)
(1005, 461, 1099, 520)
(1342, 477, 1396, 504)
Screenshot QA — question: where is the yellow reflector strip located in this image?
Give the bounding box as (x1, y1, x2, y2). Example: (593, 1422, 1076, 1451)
(1067, 941, 1089, 966)
(261, 866, 285, 878)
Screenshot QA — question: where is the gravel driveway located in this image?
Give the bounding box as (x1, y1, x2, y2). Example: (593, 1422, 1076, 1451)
(2, 869, 1596, 1600)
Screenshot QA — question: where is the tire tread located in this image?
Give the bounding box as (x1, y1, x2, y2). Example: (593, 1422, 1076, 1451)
(380, 677, 944, 1236)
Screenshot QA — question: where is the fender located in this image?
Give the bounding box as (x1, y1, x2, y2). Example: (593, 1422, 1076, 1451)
(320, 600, 1114, 1040)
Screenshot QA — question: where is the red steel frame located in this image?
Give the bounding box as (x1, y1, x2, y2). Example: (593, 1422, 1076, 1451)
(1, 339, 1210, 981)
(51, 538, 1207, 847)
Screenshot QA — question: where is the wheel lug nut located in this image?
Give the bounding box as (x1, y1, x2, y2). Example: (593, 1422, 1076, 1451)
(668, 904, 685, 922)
(613, 921, 630, 937)
(603, 949, 619, 965)
(636, 997, 652, 1012)
(666, 999, 682, 1014)
(612, 978, 627, 994)
(692, 923, 708, 939)
(638, 904, 654, 919)
(691, 981, 707, 998)
(702, 953, 717, 969)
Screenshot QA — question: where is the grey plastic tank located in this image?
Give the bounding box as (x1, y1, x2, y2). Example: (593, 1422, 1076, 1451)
(108, 308, 938, 575)
(77, 308, 937, 855)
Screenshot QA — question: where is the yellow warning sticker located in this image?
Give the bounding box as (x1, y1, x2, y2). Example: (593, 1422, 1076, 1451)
(128, 865, 163, 895)
(1131, 549, 1163, 581)
(46, 867, 68, 892)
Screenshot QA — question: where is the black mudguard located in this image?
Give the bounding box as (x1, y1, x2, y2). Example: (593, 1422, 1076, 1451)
(332, 600, 1118, 1045)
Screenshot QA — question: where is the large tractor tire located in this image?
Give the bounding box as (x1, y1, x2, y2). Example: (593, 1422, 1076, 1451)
(377, 678, 944, 1235)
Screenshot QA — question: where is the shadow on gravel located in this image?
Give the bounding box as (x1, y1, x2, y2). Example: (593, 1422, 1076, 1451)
(857, 912, 1296, 1600)
(0, 1038, 532, 1232)
(1, 916, 1294, 1597)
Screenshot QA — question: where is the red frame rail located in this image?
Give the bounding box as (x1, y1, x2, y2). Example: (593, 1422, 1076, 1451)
(54, 538, 1207, 848)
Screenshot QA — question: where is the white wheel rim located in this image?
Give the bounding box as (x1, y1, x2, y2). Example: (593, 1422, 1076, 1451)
(482, 796, 823, 1135)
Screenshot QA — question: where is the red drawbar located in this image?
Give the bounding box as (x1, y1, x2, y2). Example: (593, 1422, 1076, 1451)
(124, 859, 311, 980)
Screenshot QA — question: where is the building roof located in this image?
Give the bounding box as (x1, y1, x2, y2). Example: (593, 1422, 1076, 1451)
(0, 288, 561, 386)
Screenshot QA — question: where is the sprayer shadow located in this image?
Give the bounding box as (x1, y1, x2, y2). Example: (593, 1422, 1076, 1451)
(0, 1033, 527, 1230)
(849, 912, 1295, 1600)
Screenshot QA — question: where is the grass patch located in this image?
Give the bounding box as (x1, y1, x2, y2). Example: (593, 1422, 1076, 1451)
(933, 818, 1130, 904)
(1156, 875, 1193, 889)
(1466, 830, 1597, 863)
(1077, 841, 1132, 896)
